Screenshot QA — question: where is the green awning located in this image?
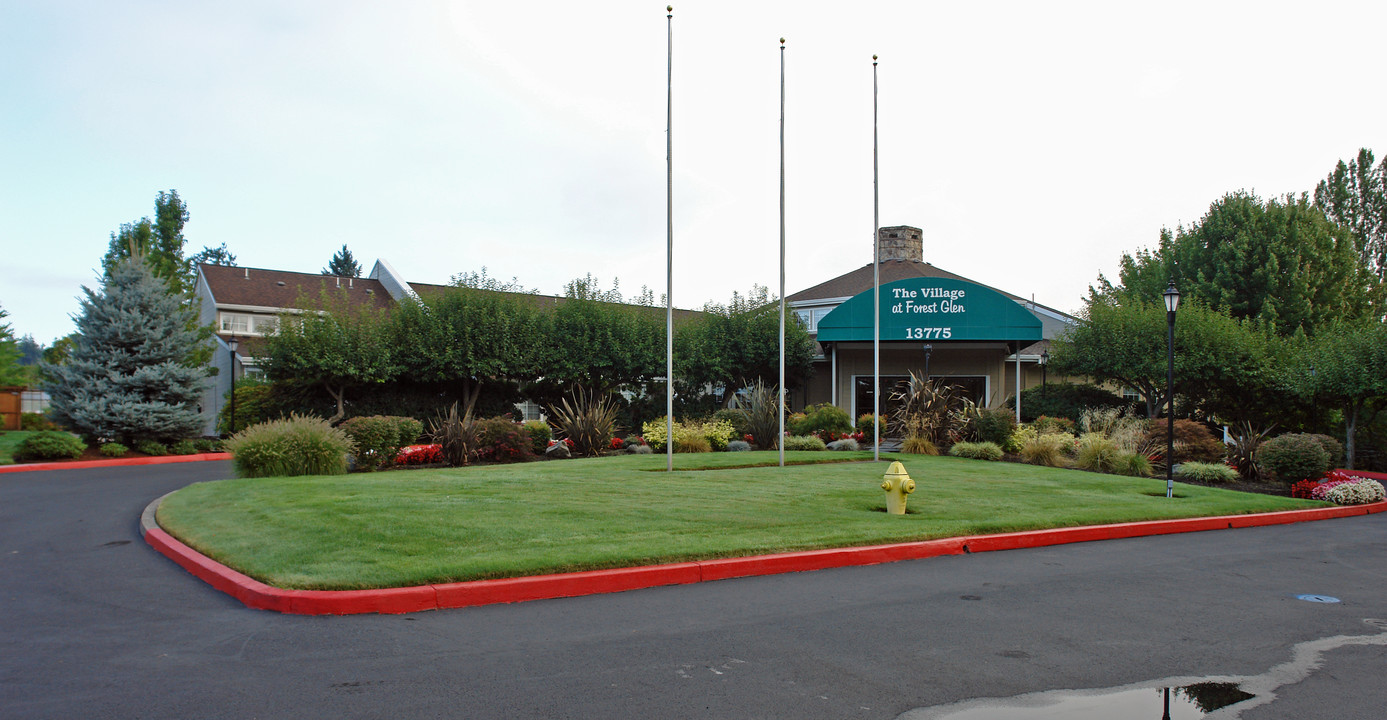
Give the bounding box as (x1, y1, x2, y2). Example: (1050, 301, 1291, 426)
(816, 277, 1042, 343)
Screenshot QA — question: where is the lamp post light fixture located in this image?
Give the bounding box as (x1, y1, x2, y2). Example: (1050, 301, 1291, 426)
(1040, 349, 1049, 398)
(1163, 281, 1180, 499)
(922, 343, 932, 381)
(227, 335, 239, 436)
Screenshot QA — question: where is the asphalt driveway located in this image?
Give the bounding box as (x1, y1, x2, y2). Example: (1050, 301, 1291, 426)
(2, 462, 1384, 718)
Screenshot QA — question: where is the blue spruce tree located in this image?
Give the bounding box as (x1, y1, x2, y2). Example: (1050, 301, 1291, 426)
(44, 253, 209, 442)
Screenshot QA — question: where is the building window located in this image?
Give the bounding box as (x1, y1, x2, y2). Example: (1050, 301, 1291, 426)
(220, 313, 278, 336)
(794, 307, 834, 333)
(219, 313, 250, 334)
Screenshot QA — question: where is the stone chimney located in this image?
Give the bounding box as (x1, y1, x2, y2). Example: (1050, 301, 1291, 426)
(877, 226, 923, 262)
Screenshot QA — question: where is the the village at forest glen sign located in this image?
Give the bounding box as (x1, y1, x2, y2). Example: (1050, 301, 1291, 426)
(814, 277, 1042, 344)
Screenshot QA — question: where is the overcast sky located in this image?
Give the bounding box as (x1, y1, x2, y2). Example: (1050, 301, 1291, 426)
(3, 0, 1385, 345)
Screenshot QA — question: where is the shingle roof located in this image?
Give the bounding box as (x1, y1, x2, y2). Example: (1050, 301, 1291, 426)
(200, 264, 393, 311)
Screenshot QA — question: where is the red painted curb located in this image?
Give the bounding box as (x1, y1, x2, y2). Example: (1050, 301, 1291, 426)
(141, 498, 1387, 616)
(0, 452, 231, 474)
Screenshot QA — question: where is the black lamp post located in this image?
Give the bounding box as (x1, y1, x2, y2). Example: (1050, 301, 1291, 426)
(1163, 281, 1180, 499)
(1040, 349, 1049, 398)
(923, 343, 933, 381)
(227, 336, 239, 436)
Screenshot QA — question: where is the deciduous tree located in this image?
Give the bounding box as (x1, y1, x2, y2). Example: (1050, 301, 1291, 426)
(1287, 321, 1387, 469)
(263, 291, 400, 424)
(1089, 191, 1381, 337)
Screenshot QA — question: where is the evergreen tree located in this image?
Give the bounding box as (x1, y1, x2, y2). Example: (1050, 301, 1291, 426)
(43, 255, 209, 443)
(322, 244, 363, 278)
(0, 304, 24, 386)
(1315, 148, 1387, 280)
(17, 334, 42, 366)
(102, 190, 236, 295)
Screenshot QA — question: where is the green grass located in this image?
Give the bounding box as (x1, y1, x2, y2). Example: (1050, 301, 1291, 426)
(0, 431, 39, 464)
(156, 451, 1323, 590)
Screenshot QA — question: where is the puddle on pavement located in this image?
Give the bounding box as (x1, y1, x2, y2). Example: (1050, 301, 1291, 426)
(899, 619, 1387, 720)
(905, 682, 1251, 719)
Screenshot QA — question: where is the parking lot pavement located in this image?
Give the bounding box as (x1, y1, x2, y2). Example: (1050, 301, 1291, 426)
(3, 462, 1384, 719)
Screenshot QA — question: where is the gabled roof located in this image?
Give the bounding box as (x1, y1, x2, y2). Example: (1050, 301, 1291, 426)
(200, 264, 393, 311)
(787, 259, 1075, 322)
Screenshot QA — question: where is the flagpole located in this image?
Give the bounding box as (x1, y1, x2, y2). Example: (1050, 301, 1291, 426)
(778, 38, 786, 468)
(665, 5, 675, 472)
(872, 54, 880, 463)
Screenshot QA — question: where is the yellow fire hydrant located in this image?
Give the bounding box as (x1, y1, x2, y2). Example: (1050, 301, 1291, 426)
(881, 461, 915, 515)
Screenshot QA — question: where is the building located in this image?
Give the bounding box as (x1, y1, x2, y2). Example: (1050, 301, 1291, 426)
(193, 228, 1076, 435)
(788, 226, 1076, 419)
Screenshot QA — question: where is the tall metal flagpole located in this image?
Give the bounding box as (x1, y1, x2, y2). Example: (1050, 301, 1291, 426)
(872, 54, 881, 463)
(665, 5, 675, 472)
(778, 38, 786, 468)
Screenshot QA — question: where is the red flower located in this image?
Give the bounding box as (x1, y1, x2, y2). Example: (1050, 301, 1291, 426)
(744, 434, 754, 443)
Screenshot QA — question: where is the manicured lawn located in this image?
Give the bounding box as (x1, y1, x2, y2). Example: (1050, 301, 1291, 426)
(0, 431, 37, 464)
(156, 451, 1323, 590)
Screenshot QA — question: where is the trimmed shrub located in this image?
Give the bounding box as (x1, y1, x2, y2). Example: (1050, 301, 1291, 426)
(712, 408, 751, 438)
(949, 441, 1004, 461)
(726, 440, 752, 452)
(224, 415, 354, 478)
(16, 431, 86, 461)
(193, 438, 223, 453)
(642, 417, 736, 453)
(1306, 434, 1344, 467)
(856, 413, 886, 438)
(99, 442, 129, 458)
(783, 435, 827, 451)
(21, 413, 60, 431)
(973, 408, 1017, 448)
(1176, 461, 1239, 484)
(474, 417, 531, 463)
(170, 439, 199, 456)
(900, 435, 938, 455)
(1008, 424, 1037, 454)
(674, 435, 712, 453)
(522, 420, 552, 455)
(1258, 433, 1330, 483)
(789, 403, 854, 443)
(1031, 415, 1076, 436)
(1145, 419, 1224, 465)
(1075, 433, 1121, 474)
(134, 439, 168, 456)
(340, 415, 421, 471)
(629, 444, 653, 455)
(827, 438, 860, 451)
(1021, 434, 1069, 467)
(1115, 451, 1152, 477)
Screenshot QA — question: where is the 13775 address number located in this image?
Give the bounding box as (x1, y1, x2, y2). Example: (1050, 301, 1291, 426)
(905, 327, 951, 339)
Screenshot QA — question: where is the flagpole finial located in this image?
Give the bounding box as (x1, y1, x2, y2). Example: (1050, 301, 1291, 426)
(872, 54, 878, 62)
(667, 5, 673, 13)
(780, 38, 785, 45)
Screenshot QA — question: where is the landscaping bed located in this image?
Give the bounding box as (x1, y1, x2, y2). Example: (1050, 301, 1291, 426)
(155, 451, 1322, 591)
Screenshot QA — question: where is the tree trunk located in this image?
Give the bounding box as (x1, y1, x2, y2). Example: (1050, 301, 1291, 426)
(327, 384, 346, 425)
(461, 378, 482, 419)
(1344, 402, 1357, 470)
